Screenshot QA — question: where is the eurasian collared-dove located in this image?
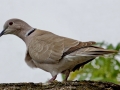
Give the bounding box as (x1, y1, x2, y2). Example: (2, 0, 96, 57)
(0, 18, 117, 82)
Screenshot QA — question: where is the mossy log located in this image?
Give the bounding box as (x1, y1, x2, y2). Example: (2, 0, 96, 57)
(0, 80, 120, 90)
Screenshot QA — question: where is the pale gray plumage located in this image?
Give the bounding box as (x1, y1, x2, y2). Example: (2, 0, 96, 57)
(0, 18, 117, 82)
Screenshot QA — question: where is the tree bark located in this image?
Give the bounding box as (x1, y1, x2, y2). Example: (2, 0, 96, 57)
(0, 81, 120, 90)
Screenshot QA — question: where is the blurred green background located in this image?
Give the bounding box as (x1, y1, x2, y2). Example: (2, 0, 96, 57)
(62, 42, 120, 84)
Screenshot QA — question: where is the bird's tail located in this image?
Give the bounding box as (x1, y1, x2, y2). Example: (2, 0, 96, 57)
(76, 46, 118, 56)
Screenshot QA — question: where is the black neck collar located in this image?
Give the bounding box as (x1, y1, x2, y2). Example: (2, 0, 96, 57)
(27, 28, 36, 36)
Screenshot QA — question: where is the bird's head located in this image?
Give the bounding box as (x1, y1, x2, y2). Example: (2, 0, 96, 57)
(0, 18, 32, 37)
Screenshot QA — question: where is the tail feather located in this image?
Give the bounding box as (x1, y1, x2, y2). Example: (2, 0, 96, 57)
(76, 46, 118, 56)
(86, 50, 117, 56)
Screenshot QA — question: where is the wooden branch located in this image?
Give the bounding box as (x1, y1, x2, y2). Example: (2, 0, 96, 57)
(0, 81, 120, 90)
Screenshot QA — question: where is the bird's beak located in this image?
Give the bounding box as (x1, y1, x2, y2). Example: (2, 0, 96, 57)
(0, 29, 6, 37)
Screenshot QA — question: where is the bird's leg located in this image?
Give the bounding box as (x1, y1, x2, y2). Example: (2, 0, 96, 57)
(48, 75, 57, 82)
(62, 70, 70, 82)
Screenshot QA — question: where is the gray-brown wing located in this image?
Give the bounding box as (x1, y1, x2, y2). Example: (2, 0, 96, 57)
(28, 33, 79, 64)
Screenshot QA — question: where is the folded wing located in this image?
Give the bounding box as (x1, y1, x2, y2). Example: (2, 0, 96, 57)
(28, 31, 96, 64)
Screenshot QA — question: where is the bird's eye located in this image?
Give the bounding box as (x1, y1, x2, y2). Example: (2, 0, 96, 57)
(9, 22, 13, 25)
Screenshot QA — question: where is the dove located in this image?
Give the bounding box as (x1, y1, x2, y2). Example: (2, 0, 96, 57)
(0, 18, 117, 82)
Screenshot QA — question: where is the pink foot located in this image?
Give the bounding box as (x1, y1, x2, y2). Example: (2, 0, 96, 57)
(48, 75, 57, 82)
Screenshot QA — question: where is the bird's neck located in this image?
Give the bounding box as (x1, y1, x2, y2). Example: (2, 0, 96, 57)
(17, 27, 35, 43)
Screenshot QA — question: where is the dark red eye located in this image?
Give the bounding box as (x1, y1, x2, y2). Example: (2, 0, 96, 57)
(9, 22, 13, 25)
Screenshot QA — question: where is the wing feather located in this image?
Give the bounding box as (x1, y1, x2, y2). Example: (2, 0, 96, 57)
(28, 32, 79, 63)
